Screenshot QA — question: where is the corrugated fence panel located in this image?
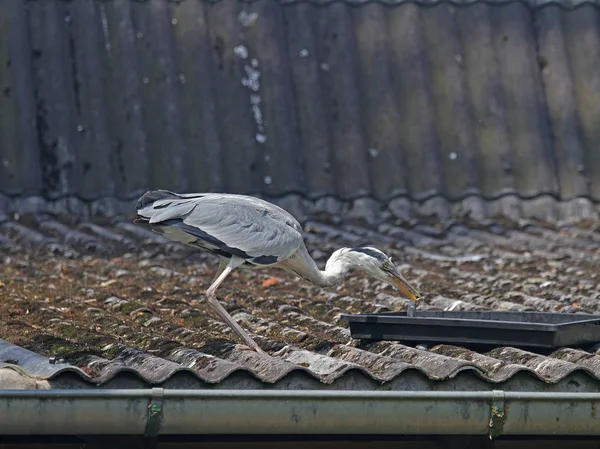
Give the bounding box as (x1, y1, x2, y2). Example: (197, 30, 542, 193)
(535, 5, 588, 200)
(131, 0, 190, 192)
(317, 3, 371, 199)
(3, 0, 600, 212)
(423, 4, 481, 200)
(204, 0, 262, 194)
(283, 3, 335, 199)
(27, 0, 79, 199)
(0, 1, 41, 197)
(387, 4, 444, 201)
(492, 3, 558, 198)
(352, 4, 409, 201)
(100, 0, 149, 200)
(65, 0, 116, 200)
(241, 0, 305, 196)
(563, 6, 600, 200)
(170, 0, 225, 193)
(455, 4, 515, 198)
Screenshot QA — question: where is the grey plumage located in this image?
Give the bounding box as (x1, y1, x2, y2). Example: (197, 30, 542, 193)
(135, 190, 422, 355)
(135, 190, 303, 266)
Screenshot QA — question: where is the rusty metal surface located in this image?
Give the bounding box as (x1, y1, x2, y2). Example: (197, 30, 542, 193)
(1, 207, 600, 390)
(1, 0, 600, 221)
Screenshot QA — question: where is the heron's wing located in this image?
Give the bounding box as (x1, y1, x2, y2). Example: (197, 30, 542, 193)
(138, 193, 304, 263)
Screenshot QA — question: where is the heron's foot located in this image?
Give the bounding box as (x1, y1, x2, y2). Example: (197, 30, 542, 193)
(236, 331, 267, 355)
(246, 341, 267, 355)
(241, 344, 268, 356)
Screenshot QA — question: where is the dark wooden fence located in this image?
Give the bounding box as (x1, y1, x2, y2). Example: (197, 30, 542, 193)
(1, 0, 600, 219)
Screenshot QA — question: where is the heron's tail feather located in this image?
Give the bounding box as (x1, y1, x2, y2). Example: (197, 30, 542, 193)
(135, 190, 180, 210)
(135, 190, 206, 224)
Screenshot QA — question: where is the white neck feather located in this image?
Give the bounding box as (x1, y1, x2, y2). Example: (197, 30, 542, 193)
(282, 246, 355, 288)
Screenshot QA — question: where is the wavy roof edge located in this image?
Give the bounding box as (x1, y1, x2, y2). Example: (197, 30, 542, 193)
(2, 338, 600, 390)
(1, 193, 599, 224)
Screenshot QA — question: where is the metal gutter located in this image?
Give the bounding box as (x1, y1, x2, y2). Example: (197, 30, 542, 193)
(0, 389, 598, 437)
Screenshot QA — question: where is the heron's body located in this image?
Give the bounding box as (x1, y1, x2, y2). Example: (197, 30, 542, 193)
(135, 190, 422, 354)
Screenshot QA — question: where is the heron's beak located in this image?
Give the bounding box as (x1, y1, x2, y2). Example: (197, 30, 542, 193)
(388, 269, 422, 302)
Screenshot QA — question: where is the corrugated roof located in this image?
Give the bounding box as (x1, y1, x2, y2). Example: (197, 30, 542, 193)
(2, 0, 600, 218)
(1, 203, 600, 390)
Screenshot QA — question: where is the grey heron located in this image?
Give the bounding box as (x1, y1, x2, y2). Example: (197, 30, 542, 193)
(134, 190, 422, 354)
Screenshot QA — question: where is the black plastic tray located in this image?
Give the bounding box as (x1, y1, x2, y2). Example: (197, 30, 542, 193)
(340, 311, 600, 348)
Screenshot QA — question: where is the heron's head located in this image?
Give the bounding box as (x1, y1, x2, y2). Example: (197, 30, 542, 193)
(329, 247, 422, 302)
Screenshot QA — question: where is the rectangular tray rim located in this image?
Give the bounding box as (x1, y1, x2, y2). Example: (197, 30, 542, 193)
(347, 332, 563, 348)
(339, 312, 600, 333)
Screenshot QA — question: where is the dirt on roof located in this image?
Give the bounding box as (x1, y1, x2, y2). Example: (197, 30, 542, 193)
(1, 212, 600, 385)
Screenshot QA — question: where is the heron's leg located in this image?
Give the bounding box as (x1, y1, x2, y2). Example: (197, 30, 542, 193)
(211, 259, 228, 284)
(205, 260, 265, 354)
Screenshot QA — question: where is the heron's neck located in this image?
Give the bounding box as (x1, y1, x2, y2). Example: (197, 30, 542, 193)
(314, 258, 350, 288)
(287, 247, 350, 288)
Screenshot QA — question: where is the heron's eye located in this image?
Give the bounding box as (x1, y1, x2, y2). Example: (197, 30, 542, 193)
(381, 261, 394, 272)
